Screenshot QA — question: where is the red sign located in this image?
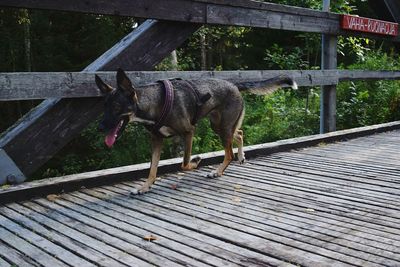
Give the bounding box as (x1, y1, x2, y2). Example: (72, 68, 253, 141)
(341, 14, 398, 37)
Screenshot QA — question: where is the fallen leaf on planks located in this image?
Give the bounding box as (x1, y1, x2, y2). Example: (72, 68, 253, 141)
(234, 184, 241, 191)
(171, 184, 178, 190)
(1, 184, 10, 190)
(46, 194, 60, 202)
(143, 235, 158, 241)
(232, 197, 241, 203)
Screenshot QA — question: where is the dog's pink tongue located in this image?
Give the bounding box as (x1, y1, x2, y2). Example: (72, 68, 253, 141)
(105, 124, 120, 148)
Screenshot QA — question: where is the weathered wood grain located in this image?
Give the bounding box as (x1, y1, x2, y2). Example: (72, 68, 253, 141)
(0, 213, 96, 267)
(0, 240, 39, 267)
(339, 70, 400, 81)
(129, 182, 400, 264)
(0, 70, 337, 100)
(222, 163, 400, 216)
(36, 197, 236, 267)
(376, 0, 400, 23)
(65, 191, 289, 266)
(275, 151, 400, 178)
(194, 0, 337, 18)
(1, 121, 400, 204)
(0, 257, 10, 267)
(19, 202, 154, 267)
(177, 168, 400, 242)
(0, 225, 66, 267)
(191, 168, 400, 231)
(4, 203, 129, 267)
(206, 4, 338, 33)
(246, 160, 400, 201)
(163, 172, 400, 251)
(264, 155, 400, 188)
(0, 0, 337, 33)
(3, 70, 400, 101)
(1, 0, 399, 42)
(96, 185, 362, 266)
(0, 20, 199, 177)
(320, 0, 337, 134)
(0, 206, 124, 267)
(84, 20, 200, 72)
(29, 199, 205, 267)
(0, 0, 205, 23)
(2, 127, 400, 266)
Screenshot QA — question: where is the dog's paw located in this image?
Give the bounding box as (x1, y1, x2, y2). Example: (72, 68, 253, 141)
(129, 189, 140, 197)
(182, 156, 202, 171)
(237, 153, 246, 164)
(191, 156, 202, 165)
(190, 156, 202, 168)
(129, 186, 150, 196)
(207, 171, 221, 178)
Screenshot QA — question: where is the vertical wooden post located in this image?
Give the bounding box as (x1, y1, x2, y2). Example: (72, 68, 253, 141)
(320, 0, 337, 133)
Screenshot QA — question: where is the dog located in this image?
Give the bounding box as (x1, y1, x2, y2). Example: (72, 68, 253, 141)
(95, 68, 297, 195)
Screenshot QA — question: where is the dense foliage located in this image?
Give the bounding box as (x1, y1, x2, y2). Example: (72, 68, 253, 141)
(0, 0, 399, 179)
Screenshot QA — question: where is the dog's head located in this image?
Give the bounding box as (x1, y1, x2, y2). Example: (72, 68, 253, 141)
(95, 68, 138, 148)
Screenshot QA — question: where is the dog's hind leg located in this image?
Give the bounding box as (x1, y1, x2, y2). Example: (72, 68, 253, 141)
(208, 135, 234, 178)
(131, 134, 163, 195)
(181, 131, 201, 171)
(234, 129, 245, 164)
(208, 98, 243, 178)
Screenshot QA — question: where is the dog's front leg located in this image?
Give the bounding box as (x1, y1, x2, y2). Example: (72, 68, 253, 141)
(181, 131, 201, 171)
(131, 134, 163, 195)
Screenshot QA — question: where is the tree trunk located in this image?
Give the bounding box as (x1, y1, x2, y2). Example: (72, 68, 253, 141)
(200, 33, 207, 70)
(170, 50, 178, 70)
(21, 9, 32, 72)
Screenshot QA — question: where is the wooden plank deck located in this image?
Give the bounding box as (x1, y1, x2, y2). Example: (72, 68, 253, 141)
(1, 129, 400, 266)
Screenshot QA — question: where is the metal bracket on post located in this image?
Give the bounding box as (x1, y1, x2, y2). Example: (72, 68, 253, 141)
(0, 149, 26, 185)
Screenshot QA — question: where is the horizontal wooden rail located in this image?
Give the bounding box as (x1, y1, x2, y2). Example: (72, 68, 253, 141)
(339, 70, 400, 81)
(1, 0, 399, 41)
(1, 70, 400, 101)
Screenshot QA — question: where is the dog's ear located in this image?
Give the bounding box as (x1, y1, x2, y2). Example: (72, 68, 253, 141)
(95, 75, 113, 94)
(117, 68, 135, 96)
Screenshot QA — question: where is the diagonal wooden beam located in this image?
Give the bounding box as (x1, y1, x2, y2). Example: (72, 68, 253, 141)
(383, 0, 400, 23)
(0, 20, 200, 177)
(367, 0, 400, 50)
(368, 0, 400, 23)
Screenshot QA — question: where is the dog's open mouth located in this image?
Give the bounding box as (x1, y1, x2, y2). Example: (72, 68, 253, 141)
(105, 119, 129, 148)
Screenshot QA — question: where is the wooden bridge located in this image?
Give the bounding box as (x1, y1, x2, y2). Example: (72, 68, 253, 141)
(2, 0, 400, 266)
(1, 122, 400, 267)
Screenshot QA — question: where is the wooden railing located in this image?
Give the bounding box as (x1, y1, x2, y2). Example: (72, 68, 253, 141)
(2, 70, 400, 100)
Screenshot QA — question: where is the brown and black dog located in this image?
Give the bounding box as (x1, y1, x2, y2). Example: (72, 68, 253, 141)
(95, 69, 297, 195)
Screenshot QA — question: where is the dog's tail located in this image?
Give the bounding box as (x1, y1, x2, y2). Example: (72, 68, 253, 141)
(235, 75, 298, 95)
